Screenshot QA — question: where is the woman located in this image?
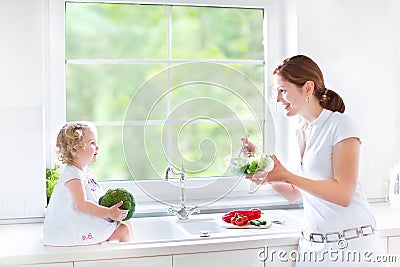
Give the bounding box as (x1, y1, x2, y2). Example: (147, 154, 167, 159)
(245, 55, 388, 266)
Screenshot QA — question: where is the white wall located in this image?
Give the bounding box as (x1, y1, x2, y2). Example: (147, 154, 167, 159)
(297, 0, 400, 198)
(0, 0, 46, 220)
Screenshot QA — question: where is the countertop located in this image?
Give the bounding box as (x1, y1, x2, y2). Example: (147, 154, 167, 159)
(0, 202, 399, 266)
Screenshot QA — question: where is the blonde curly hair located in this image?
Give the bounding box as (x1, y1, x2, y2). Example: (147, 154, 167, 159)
(55, 122, 97, 164)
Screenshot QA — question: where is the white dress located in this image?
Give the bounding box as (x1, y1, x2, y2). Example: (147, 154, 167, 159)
(43, 165, 117, 246)
(294, 109, 388, 266)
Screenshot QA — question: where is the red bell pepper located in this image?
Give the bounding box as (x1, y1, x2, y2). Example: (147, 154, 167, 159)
(233, 215, 248, 226)
(221, 208, 262, 223)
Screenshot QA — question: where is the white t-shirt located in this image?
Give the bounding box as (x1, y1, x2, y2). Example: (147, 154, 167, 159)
(43, 165, 117, 246)
(293, 109, 389, 266)
(296, 109, 375, 232)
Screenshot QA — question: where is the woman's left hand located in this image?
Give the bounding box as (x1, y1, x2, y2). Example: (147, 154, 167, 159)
(246, 171, 268, 185)
(246, 155, 289, 184)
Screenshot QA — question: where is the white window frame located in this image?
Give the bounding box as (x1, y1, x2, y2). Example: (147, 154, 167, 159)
(47, 0, 298, 215)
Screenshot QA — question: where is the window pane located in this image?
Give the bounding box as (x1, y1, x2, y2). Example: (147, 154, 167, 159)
(66, 3, 167, 59)
(168, 63, 264, 120)
(230, 64, 264, 95)
(92, 126, 131, 181)
(168, 122, 262, 178)
(123, 124, 168, 180)
(123, 122, 263, 180)
(172, 6, 264, 60)
(66, 64, 167, 122)
(65, 3, 267, 182)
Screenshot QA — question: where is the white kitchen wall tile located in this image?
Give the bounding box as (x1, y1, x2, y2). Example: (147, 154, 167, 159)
(24, 192, 45, 218)
(2, 169, 23, 191)
(2, 191, 25, 219)
(22, 129, 43, 150)
(22, 106, 43, 130)
(23, 169, 45, 194)
(22, 149, 44, 171)
(0, 153, 4, 219)
(0, 107, 22, 129)
(1, 151, 23, 172)
(0, 170, 3, 219)
(0, 129, 23, 151)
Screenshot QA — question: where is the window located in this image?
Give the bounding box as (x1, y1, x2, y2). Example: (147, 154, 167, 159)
(49, 0, 291, 209)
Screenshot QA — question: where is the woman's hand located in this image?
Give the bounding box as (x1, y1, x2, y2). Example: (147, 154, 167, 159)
(246, 171, 268, 185)
(246, 155, 302, 203)
(241, 138, 258, 155)
(246, 155, 288, 183)
(264, 155, 290, 183)
(108, 201, 128, 221)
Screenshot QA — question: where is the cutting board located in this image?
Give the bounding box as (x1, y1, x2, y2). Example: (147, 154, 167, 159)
(222, 220, 272, 229)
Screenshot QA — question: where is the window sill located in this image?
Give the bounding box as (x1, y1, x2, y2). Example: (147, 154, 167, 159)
(133, 195, 303, 218)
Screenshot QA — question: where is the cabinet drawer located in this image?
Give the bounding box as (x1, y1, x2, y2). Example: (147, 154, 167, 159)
(173, 248, 264, 267)
(75, 256, 172, 267)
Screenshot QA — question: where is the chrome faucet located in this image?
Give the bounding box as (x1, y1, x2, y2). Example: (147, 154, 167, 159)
(165, 165, 200, 220)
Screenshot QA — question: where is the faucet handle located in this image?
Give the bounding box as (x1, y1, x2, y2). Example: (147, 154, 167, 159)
(180, 164, 186, 182)
(167, 207, 177, 215)
(187, 205, 200, 216)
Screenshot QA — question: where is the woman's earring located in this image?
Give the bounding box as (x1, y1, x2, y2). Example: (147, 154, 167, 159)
(306, 96, 310, 104)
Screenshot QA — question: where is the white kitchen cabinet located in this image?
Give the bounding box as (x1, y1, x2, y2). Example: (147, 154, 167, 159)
(381, 237, 388, 252)
(387, 236, 400, 267)
(264, 245, 297, 267)
(173, 248, 264, 267)
(74, 255, 172, 267)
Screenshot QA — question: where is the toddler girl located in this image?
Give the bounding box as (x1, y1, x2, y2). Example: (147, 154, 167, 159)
(43, 122, 132, 246)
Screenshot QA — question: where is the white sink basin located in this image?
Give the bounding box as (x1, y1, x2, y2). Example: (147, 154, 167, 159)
(131, 219, 189, 242)
(128, 209, 302, 243)
(176, 218, 227, 235)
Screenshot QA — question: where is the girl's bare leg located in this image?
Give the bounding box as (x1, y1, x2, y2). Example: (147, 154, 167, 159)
(108, 221, 133, 242)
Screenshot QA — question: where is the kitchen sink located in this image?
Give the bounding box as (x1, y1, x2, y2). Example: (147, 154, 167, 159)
(131, 218, 190, 242)
(128, 209, 302, 244)
(176, 218, 227, 235)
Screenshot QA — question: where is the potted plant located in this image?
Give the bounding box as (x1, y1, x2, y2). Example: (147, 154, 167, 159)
(46, 164, 60, 205)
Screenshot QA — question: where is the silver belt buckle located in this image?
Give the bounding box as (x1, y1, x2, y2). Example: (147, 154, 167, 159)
(360, 225, 375, 236)
(310, 233, 325, 243)
(343, 227, 360, 240)
(302, 225, 375, 247)
(325, 232, 340, 243)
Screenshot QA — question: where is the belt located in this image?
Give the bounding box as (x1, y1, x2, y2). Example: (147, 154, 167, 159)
(301, 225, 376, 243)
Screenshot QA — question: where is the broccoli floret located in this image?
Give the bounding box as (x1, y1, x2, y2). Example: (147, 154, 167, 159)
(99, 188, 135, 221)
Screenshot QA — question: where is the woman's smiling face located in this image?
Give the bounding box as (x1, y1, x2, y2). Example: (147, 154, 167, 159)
(273, 74, 307, 117)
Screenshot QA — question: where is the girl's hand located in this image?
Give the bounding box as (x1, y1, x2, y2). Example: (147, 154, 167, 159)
(108, 201, 128, 221)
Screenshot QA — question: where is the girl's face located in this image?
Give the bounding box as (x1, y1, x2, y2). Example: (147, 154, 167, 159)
(273, 74, 307, 117)
(73, 128, 99, 168)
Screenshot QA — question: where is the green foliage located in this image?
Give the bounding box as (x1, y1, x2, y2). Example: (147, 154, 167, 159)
(46, 164, 61, 203)
(99, 188, 136, 221)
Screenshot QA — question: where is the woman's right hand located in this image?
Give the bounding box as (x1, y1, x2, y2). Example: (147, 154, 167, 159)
(241, 137, 258, 155)
(108, 201, 128, 221)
